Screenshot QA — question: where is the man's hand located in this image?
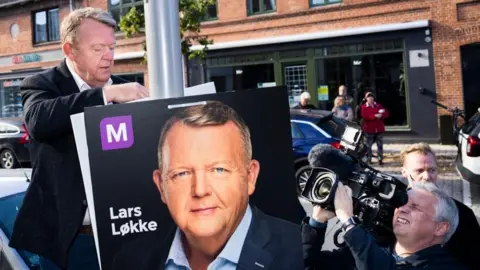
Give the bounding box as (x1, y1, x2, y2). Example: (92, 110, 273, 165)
(374, 113, 382, 119)
(103, 83, 149, 104)
(334, 182, 354, 223)
(312, 204, 335, 223)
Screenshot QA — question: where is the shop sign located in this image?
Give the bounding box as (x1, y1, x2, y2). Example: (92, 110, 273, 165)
(257, 82, 276, 88)
(12, 53, 41, 64)
(317, 85, 329, 101)
(454, 24, 480, 36)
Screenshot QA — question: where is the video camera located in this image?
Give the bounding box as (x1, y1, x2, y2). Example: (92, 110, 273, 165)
(300, 118, 408, 245)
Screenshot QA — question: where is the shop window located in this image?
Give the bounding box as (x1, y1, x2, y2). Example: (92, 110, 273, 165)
(248, 0, 276, 15)
(0, 79, 24, 118)
(109, 0, 144, 25)
(310, 0, 342, 7)
(207, 64, 274, 92)
(316, 52, 408, 127)
(115, 73, 145, 86)
(33, 8, 60, 44)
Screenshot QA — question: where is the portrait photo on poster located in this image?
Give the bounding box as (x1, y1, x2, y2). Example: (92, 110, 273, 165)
(80, 87, 306, 269)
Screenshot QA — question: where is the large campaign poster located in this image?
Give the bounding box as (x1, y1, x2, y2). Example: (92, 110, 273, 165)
(79, 87, 305, 269)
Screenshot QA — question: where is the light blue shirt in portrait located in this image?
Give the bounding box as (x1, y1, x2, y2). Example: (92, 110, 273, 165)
(165, 205, 253, 270)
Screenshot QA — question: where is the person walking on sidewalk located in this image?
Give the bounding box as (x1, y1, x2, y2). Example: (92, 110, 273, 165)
(361, 91, 389, 165)
(400, 143, 480, 270)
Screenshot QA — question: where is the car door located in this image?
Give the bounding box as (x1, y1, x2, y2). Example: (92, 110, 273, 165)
(292, 120, 333, 156)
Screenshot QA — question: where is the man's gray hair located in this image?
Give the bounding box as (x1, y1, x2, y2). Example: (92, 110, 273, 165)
(410, 181, 459, 244)
(60, 7, 116, 46)
(157, 101, 252, 174)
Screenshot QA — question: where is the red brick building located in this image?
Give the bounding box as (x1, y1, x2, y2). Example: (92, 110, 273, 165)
(0, 0, 479, 142)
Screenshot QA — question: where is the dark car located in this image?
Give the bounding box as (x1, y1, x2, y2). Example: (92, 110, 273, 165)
(290, 109, 348, 194)
(0, 190, 40, 269)
(0, 118, 30, 169)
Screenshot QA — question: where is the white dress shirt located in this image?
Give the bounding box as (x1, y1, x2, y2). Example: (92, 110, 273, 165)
(65, 58, 113, 225)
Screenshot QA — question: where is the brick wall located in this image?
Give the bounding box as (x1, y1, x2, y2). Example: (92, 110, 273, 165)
(195, 0, 480, 119)
(0, 0, 479, 114)
(0, 0, 145, 83)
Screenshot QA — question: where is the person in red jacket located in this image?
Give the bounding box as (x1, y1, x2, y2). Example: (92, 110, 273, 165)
(361, 92, 389, 165)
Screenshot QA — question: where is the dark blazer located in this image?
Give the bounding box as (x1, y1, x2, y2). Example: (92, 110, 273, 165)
(9, 59, 126, 268)
(112, 206, 304, 270)
(446, 199, 480, 270)
(302, 217, 467, 270)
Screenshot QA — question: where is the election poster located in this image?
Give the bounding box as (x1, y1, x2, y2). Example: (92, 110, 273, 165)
(73, 87, 305, 269)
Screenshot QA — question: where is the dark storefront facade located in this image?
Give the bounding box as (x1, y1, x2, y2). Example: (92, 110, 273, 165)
(188, 21, 440, 142)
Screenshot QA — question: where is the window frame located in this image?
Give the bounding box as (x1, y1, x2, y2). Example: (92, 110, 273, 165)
(309, 0, 342, 8)
(202, 0, 218, 21)
(108, 0, 145, 27)
(32, 7, 60, 45)
(247, 0, 276, 16)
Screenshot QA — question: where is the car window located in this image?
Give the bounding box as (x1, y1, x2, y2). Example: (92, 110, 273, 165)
(463, 112, 480, 134)
(0, 192, 40, 268)
(291, 122, 304, 139)
(296, 122, 321, 139)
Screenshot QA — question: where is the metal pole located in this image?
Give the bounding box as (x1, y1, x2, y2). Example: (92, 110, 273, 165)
(144, 0, 184, 99)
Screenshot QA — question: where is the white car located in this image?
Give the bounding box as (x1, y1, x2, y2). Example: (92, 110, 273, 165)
(456, 108, 480, 185)
(0, 174, 38, 269)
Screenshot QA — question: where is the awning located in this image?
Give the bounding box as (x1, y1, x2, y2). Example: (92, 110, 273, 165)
(190, 19, 430, 51)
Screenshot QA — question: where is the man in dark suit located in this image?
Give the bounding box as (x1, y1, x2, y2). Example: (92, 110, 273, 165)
(400, 142, 480, 270)
(113, 101, 304, 270)
(9, 7, 148, 270)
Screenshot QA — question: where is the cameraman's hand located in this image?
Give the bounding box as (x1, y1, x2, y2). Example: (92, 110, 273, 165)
(334, 182, 354, 223)
(312, 205, 335, 223)
(103, 83, 149, 104)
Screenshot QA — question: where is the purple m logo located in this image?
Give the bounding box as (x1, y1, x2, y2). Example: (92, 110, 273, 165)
(99, 115, 134, 151)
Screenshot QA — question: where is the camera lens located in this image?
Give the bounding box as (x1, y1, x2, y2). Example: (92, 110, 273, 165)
(315, 180, 332, 199)
(311, 176, 334, 202)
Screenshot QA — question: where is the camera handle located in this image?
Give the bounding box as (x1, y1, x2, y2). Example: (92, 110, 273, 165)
(333, 228, 347, 248)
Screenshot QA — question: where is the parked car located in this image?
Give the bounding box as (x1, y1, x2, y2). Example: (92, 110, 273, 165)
(0, 176, 39, 269)
(456, 108, 480, 185)
(290, 109, 348, 194)
(0, 118, 30, 169)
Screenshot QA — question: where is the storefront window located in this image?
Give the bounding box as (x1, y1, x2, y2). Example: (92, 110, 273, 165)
(115, 73, 145, 86)
(0, 79, 24, 118)
(316, 51, 407, 126)
(206, 64, 275, 92)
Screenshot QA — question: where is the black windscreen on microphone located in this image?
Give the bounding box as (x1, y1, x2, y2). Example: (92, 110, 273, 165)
(307, 144, 358, 181)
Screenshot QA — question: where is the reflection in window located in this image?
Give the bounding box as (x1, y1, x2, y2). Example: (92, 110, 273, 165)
(248, 0, 276, 15)
(115, 73, 145, 86)
(296, 123, 320, 139)
(0, 79, 24, 118)
(291, 123, 304, 139)
(207, 64, 275, 92)
(109, 0, 144, 24)
(311, 0, 342, 6)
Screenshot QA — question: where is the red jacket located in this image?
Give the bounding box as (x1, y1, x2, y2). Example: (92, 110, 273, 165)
(361, 102, 389, 134)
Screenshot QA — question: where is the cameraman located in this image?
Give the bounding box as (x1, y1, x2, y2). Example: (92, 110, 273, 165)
(400, 143, 480, 269)
(302, 182, 467, 270)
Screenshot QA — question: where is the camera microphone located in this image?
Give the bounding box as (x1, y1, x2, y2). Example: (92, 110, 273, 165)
(307, 144, 359, 181)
